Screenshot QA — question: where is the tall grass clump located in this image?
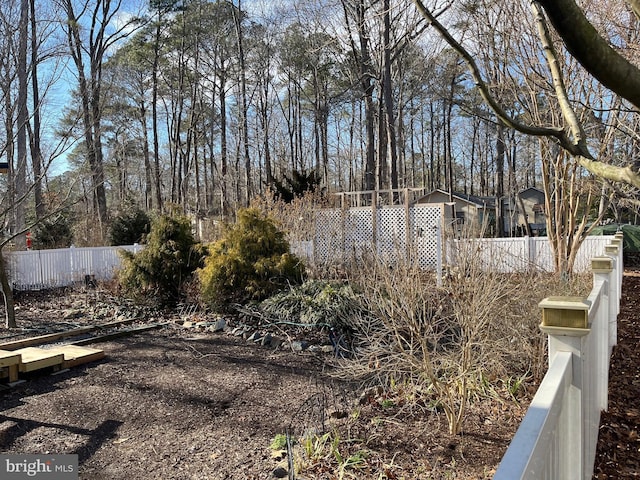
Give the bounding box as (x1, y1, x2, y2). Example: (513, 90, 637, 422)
(333, 237, 590, 435)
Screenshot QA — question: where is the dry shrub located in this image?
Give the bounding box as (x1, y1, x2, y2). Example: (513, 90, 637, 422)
(333, 241, 590, 435)
(250, 189, 326, 243)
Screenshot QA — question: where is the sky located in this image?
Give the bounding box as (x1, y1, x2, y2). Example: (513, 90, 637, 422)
(38, 0, 150, 176)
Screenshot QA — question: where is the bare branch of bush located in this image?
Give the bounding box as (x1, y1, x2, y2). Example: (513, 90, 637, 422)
(332, 241, 590, 435)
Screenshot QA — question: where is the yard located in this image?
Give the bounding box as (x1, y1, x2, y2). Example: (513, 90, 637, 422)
(0, 272, 636, 479)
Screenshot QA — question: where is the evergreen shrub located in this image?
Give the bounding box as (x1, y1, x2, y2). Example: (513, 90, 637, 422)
(198, 208, 305, 310)
(109, 207, 151, 246)
(33, 215, 74, 249)
(117, 213, 205, 305)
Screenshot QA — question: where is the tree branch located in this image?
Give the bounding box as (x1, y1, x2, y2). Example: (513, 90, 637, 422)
(578, 156, 640, 188)
(537, 0, 640, 109)
(628, 0, 640, 21)
(411, 0, 589, 155)
(530, 1, 589, 153)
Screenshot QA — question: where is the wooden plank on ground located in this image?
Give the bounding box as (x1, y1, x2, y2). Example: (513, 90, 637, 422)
(45, 345, 105, 368)
(14, 347, 64, 373)
(0, 327, 95, 351)
(70, 322, 169, 346)
(0, 318, 142, 351)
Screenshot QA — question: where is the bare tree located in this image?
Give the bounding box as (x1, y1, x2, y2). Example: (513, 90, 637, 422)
(410, 0, 634, 273)
(411, 0, 640, 189)
(57, 0, 143, 239)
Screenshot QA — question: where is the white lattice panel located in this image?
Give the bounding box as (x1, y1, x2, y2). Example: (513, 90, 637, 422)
(412, 204, 444, 269)
(345, 208, 374, 259)
(376, 206, 407, 264)
(314, 209, 344, 264)
(314, 203, 444, 270)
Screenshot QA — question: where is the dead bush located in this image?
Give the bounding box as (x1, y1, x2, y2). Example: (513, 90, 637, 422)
(332, 242, 590, 435)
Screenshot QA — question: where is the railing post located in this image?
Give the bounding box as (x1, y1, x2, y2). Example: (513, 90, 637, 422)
(539, 297, 591, 480)
(591, 257, 613, 411)
(604, 244, 620, 318)
(613, 232, 624, 299)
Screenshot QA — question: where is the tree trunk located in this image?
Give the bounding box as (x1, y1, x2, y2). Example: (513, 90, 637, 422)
(234, 0, 252, 204)
(218, 66, 229, 216)
(0, 251, 16, 329)
(343, 0, 376, 191)
(382, 0, 399, 195)
(63, 0, 108, 237)
(29, 0, 44, 220)
(152, 17, 163, 212)
(495, 122, 506, 236)
(15, 0, 28, 249)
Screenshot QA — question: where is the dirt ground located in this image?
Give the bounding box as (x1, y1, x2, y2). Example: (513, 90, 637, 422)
(593, 271, 640, 479)
(0, 272, 636, 480)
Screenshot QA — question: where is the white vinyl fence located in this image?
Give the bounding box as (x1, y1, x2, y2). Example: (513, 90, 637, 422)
(5, 234, 616, 291)
(447, 236, 611, 273)
(310, 203, 613, 273)
(494, 233, 623, 479)
(6, 245, 144, 290)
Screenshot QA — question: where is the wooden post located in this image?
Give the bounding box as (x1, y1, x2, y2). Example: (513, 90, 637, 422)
(372, 191, 377, 255)
(405, 188, 411, 262)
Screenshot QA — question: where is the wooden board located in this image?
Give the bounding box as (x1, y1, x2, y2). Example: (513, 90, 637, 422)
(0, 327, 95, 351)
(0, 350, 21, 382)
(0, 350, 21, 367)
(14, 347, 64, 373)
(0, 318, 140, 351)
(45, 345, 105, 368)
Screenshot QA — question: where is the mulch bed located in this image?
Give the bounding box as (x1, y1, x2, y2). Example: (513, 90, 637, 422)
(593, 271, 640, 479)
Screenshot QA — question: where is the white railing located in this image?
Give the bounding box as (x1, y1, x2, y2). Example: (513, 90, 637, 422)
(494, 233, 623, 480)
(5, 245, 144, 290)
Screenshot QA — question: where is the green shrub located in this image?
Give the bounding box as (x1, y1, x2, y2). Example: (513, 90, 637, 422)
(257, 280, 363, 329)
(117, 213, 205, 305)
(109, 207, 151, 246)
(198, 208, 305, 310)
(33, 214, 74, 249)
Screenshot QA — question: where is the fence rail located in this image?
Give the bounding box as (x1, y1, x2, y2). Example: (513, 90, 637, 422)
(494, 233, 623, 479)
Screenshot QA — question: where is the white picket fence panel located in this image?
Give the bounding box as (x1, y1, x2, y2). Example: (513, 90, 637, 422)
(6, 245, 144, 290)
(494, 234, 623, 479)
(5, 235, 615, 290)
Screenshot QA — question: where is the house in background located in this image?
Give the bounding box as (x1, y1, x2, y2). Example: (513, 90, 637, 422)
(416, 187, 547, 237)
(503, 187, 546, 236)
(415, 189, 497, 236)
